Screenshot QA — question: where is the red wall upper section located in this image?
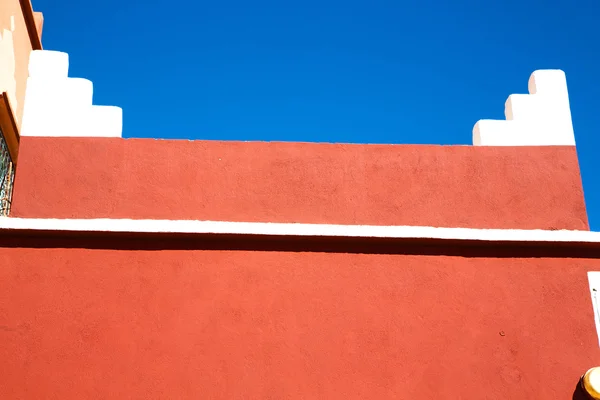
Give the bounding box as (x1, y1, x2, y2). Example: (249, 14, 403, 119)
(0, 239, 598, 399)
(11, 137, 589, 229)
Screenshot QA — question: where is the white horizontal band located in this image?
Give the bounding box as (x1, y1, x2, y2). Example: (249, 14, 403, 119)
(1, 217, 599, 245)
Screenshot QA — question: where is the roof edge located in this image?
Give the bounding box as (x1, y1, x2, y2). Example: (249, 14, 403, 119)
(18, 0, 42, 50)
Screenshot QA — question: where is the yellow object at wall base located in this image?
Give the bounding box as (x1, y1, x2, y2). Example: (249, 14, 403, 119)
(582, 367, 600, 399)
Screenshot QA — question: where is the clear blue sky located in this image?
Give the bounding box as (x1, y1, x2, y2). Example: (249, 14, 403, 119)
(35, 0, 599, 229)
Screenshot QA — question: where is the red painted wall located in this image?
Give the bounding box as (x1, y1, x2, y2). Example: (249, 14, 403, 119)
(0, 237, 598, 399)
(11, 137, 589, 230)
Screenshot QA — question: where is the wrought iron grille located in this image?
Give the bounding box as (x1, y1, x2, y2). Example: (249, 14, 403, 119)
(0, 126, 14, 216)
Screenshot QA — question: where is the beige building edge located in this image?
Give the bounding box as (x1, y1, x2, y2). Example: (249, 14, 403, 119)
(0, 0, 42, 128)
(0, 0, 42, 161)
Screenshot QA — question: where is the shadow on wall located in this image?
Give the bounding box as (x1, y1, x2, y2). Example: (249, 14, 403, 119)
(573, 380, 592, 400)
(2, 231, 600, 259)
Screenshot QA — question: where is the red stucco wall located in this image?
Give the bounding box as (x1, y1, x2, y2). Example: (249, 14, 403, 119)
(0, 236, 598, 399)
(11, 137, 589, 230)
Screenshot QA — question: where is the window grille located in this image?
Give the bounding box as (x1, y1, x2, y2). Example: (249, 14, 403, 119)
(0, 127, 14, 216)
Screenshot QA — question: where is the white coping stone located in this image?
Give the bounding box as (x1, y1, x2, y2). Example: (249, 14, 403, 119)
(86, 106, 123, 137)
(21, 105, 122, 137)
(24, 77, 93, 109)
(28, 50, 69, 79)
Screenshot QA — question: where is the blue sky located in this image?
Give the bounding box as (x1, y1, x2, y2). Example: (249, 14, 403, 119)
(35, 0, 599, 229)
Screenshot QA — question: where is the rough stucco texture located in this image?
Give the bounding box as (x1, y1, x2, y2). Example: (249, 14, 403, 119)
(0, 245, 598, 399)
(11, 137, 589, 230)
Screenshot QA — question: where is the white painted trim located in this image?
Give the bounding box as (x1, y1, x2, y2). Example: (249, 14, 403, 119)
(0, 217, 599, 244)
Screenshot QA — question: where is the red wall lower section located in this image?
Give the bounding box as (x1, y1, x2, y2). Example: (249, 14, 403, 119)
(0, 243, 598, 399)
(11, 138, 589, 230)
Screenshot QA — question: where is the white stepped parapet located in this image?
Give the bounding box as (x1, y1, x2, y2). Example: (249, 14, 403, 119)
(21, 50, 122, 137)
(473, 70, 575, 146)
